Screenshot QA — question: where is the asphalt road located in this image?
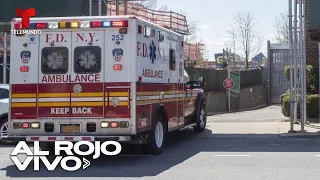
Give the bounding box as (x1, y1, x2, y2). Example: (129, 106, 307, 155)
(1, 106, 320, 180)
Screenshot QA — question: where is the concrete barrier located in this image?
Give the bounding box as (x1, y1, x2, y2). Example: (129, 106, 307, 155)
(205, 84, 267, 114)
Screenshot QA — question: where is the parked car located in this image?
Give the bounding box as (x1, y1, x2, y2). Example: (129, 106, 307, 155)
(0, 84, 9, 142)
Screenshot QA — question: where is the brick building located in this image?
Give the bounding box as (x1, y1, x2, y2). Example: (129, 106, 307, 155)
(306, 0, 319, 66)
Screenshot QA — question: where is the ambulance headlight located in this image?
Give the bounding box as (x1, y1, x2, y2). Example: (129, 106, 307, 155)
(31, 122, 40, 129)
(101, 122, 109, 128)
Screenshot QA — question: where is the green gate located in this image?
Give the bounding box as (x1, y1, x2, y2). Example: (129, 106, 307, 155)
(230, 71, 240, 97)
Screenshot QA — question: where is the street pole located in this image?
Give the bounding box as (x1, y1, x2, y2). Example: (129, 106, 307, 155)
(228, 66, 231, 112)
(299, 0, 306, 132)
(224, 49, 231, 112)
(293, 0, 298, 124)
(89, 0, 92, 16)
(124, 0, 128, 15)
(3, 32, 7, 84)
(302, 0, 307, 132)
(116, 0, 119, 15)
(288, 0, 294, 132)
(98, 0, 102, 16)
(318, 42, 320, 124)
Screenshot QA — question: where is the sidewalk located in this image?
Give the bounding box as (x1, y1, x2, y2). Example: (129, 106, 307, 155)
(206, 121, 320, 138)
(206, 105, 320, 138)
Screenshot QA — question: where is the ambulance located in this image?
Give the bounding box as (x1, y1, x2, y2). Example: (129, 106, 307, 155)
(8, 15, 207, 155)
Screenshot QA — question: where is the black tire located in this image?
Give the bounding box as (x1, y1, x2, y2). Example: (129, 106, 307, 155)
(194, 105, 207, 132)
(39, 142, 55, 155)
(142, 113, 166, 155)
(0, 118, 9, 144)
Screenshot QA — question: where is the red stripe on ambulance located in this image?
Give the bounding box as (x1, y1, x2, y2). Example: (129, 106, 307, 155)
(12, 84, 37, 93)
(11, 84, 37, 119)
(38, 83, 71, 93)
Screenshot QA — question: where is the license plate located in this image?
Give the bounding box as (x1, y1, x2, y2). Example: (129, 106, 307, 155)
(60, 124, 80, 133)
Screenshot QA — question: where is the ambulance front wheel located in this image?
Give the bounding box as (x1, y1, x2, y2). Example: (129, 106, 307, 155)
(143, 113, 167, 155)
(194, 105, 207, 133)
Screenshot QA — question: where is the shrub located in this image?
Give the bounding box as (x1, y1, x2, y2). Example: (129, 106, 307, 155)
(280, 92, 319, 118)
(284, 65, 316, 93)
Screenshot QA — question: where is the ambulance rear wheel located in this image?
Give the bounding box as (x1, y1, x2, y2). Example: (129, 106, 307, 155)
(39, 142, 55, 156)
(143, 114, 166, 155)
(194, 105, 207, 133)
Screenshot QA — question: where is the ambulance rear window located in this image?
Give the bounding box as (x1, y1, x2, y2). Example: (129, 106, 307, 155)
(74, 46, 101, 74)
(41, 47, 69, 74)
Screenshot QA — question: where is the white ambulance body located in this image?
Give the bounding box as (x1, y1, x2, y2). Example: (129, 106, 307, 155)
(8, 15, 207, 155)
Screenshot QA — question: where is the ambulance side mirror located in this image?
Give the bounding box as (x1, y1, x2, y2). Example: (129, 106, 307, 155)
(185, 83, 191, 90)
(197, 76, 205, 88)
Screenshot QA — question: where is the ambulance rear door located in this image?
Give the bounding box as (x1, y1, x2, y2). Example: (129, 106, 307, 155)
(70, 31, 104, 118)
(38, 31, 72, 118)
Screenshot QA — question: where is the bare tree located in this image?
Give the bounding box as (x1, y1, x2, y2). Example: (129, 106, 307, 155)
(273, 12, 289, 43)
(132, 0, 157, 9)
(184, 20, 199, 43)
(227, 27, 237, 62)
(230, 12, 264, 69)
(157, 4, 169, 11)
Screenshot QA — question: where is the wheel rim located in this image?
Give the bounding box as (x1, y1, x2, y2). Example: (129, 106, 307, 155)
(155, 122, 164, 148)
(0, 121, 8, 140)
(199, 109, 206, 128)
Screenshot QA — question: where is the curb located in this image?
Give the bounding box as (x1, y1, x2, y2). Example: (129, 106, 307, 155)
(279, 132, 320, 138)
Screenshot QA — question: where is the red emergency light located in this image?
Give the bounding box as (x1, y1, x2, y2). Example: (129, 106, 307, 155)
(90, 21, 103, 27)
(35, 22, 47, 29)
(20, 66, 29, 72)
(137, 25, 142, 34)
(111, 21, 128, 27)
(14, 23, 22, 29)
(113, 64, 123, 71)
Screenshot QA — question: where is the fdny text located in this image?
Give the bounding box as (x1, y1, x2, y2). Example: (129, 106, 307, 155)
(41, 74, 100, 83)
(45, 33, 97, 43)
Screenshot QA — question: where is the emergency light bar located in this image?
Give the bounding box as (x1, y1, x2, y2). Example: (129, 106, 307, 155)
(14, 20, 128, 30)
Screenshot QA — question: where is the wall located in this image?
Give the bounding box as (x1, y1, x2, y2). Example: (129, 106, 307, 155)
(205, 84, 267, 114)
(185, 67, 264, 92)
(239, 85, 267, 110)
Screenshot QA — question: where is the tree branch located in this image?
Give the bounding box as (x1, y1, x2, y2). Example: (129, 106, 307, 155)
(273, 12, 289, 43)
(228, 11, 263, 69)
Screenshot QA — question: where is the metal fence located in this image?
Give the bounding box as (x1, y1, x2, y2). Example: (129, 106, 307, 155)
(266, 41, 290, 104)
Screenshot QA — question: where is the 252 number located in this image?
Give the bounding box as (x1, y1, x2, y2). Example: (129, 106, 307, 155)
(112, 35, 124, 41)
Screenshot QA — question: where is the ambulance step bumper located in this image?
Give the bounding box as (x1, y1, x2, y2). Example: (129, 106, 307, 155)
(6, 136, 132, 142)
